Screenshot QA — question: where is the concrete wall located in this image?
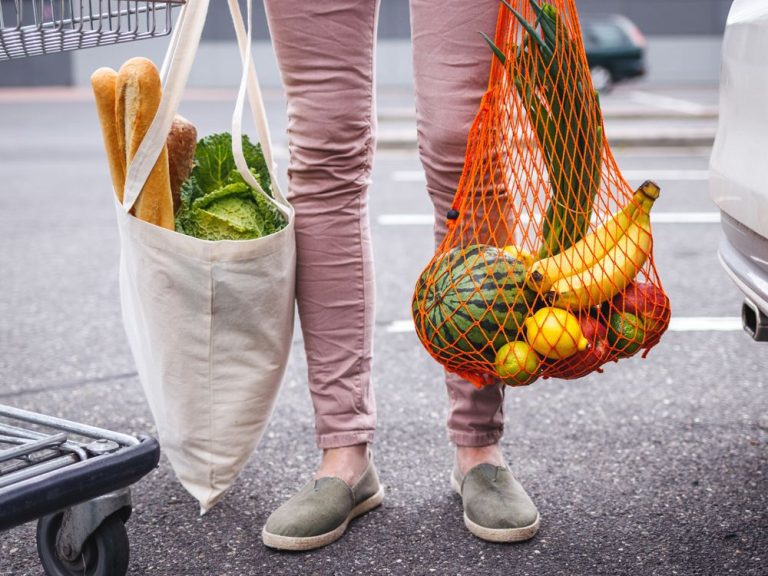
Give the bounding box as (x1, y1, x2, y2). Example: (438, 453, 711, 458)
(198, 0, 732, 39)
(644, 36, 723, 85)
(575, 0, 731, 36)
(3, 0, 728, 87)
(70, 37, 417, 89)
(70, 35, 722, 89)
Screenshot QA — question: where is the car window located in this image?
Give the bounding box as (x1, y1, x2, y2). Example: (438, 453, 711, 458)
(584, 22, 630, 49)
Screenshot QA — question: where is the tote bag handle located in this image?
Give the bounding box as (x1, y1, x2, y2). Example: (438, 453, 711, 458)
(123, 0, 288, 216)
(227, 0, 289, 213)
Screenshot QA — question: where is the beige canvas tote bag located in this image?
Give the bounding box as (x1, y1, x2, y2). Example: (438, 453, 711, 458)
(116, 0, 296, 513)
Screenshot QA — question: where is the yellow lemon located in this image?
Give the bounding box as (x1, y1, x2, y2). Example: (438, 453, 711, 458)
(524, 307, 589, 359)
(495, 341, 540, 386)
(502, 245, 534, 269)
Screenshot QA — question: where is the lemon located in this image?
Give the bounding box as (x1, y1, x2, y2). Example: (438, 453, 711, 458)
(495, 341, 540, 386)
(607, 312, 645, 357)
(524, 307, 589, 359)
(502, 245, 534, 269)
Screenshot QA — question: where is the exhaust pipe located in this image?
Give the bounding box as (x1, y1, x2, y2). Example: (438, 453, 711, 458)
(741, 299, 768, 341)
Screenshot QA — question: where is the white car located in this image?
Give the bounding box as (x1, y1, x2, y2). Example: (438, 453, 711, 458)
(710, 0, 768, 341)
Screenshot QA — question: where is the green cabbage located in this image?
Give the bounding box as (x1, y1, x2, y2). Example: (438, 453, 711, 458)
(175, 133, 286, 240)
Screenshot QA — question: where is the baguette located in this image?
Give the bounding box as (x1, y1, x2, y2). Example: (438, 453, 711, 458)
(90, 67, 125, 202)
(115, 57, 175, 230)
(167, 114, 197, 214)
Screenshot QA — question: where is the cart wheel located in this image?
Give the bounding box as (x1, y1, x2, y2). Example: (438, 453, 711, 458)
(36, 513, 129, 576)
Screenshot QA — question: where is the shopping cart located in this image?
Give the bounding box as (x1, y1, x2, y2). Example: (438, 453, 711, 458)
(1, 1, 183, 574)
(0, 407, 160, 575)
(0, 0, 184, 60)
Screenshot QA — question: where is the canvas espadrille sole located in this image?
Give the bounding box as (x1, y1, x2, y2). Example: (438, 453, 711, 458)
(262, 486, 384, 551)
(451, 471, 540, 543)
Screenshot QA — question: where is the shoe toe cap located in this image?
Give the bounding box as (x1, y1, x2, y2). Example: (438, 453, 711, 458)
(264, 479, 352, 538)
(465, 499, 539, 530)
(462, 466, 539, 530)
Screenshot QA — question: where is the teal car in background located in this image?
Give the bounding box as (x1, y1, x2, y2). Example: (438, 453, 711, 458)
(582, 15, 647, 92)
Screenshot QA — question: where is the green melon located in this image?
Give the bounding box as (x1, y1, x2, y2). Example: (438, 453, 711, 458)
(412, 244, 538, 366)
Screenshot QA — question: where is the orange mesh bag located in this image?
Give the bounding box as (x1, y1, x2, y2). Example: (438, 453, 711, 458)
(411, 0, 671, 388)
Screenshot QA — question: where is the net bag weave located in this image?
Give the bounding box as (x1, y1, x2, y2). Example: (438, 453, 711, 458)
(411, 0, 670, 388)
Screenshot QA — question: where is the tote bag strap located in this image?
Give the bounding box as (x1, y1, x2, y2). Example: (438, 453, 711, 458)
(123, 0, 288, 216)
(122, 0, 209, 212)
(227, 0, 289, 213)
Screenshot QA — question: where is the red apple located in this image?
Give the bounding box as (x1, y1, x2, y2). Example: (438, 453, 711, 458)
(613, 283, 669, 324)
(546, 314, 611, 379)
(612, 283, 671, 346)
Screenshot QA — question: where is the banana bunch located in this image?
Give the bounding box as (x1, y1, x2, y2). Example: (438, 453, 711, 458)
(527, 181, 660, 310)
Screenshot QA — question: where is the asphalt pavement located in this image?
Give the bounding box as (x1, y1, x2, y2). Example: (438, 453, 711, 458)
(0, 84, 766, 576)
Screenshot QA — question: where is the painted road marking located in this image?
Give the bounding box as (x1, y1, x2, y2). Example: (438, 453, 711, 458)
(392, 169, 709, 183)
(667, 317, 743, 332)
(385, 317, 742, 334)
(651, 212, 720, 224)
(377, 212, 720, 226)
(392, 170, 428, 182)
(628, 91, 711, 116)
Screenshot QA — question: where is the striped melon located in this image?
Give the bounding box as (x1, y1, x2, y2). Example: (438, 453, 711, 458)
(412, 244, 537, 367)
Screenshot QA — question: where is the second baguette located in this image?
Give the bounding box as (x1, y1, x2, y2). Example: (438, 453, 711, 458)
(116, 57, 175, 230)
(91, 67, 125, 202)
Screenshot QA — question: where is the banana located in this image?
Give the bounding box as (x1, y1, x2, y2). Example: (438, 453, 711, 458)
(528, 181, 660, 292)
(549, 209, 653, 310)
(502, 245, 535, 269)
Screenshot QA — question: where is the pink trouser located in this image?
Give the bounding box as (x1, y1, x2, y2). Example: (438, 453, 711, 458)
(264, 0, 504, 449)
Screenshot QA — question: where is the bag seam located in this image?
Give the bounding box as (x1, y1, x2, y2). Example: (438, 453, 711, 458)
(123, 214, 294, 263)
(207, 263, 216, 498)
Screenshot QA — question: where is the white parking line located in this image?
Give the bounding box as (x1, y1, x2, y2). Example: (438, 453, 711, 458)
(379, 214, 435, 225)
(628, 91, 711, 116)
(385, 317, 742, 334)
(387, 320, 417, 333)
(392, 169, 709, 183)
(377, 212, 720, 226)
(392, 170, 427, 182)
(668, 317, 743, 331)
(622, 169, 709, 181)
(651, 212, 720, 224)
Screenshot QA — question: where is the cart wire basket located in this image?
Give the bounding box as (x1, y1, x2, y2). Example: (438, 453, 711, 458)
(1, 3, 179, 575)
(0, 0, 185, 60)
(0, 404, 160, 575)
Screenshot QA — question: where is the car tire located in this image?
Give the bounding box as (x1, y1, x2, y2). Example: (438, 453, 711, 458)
(590, 65, 613, 93)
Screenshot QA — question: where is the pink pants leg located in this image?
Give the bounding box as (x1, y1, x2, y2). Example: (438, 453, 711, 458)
(264, 0, 379, 449)
(265, 0, 503, 449)
(410, 1, 504, 447)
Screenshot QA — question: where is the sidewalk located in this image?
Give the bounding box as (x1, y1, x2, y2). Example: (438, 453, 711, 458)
(375, 84, 719, 149)
(0, 83, 720, 150)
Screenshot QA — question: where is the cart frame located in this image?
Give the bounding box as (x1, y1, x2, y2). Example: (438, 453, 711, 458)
(1, 2, 181, 573)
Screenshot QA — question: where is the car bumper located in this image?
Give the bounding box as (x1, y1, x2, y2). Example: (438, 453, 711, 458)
(614, 58, 645, 80)
(718, 211, 768, 317)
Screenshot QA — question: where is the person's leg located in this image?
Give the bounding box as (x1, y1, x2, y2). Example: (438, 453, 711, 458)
(409, 0, 506, 472)
(260, 0, 384, 551)
(410, 0, 540, 543)
(263, 0, 380, 486)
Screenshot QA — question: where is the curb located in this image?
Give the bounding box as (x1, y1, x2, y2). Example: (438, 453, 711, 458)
(377, 107, 719, 122)
(376, 127, 716, 150)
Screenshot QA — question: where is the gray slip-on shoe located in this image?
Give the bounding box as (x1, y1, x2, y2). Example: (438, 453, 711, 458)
(262, 453, 384, 551)
(451, 463, 540, 543)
